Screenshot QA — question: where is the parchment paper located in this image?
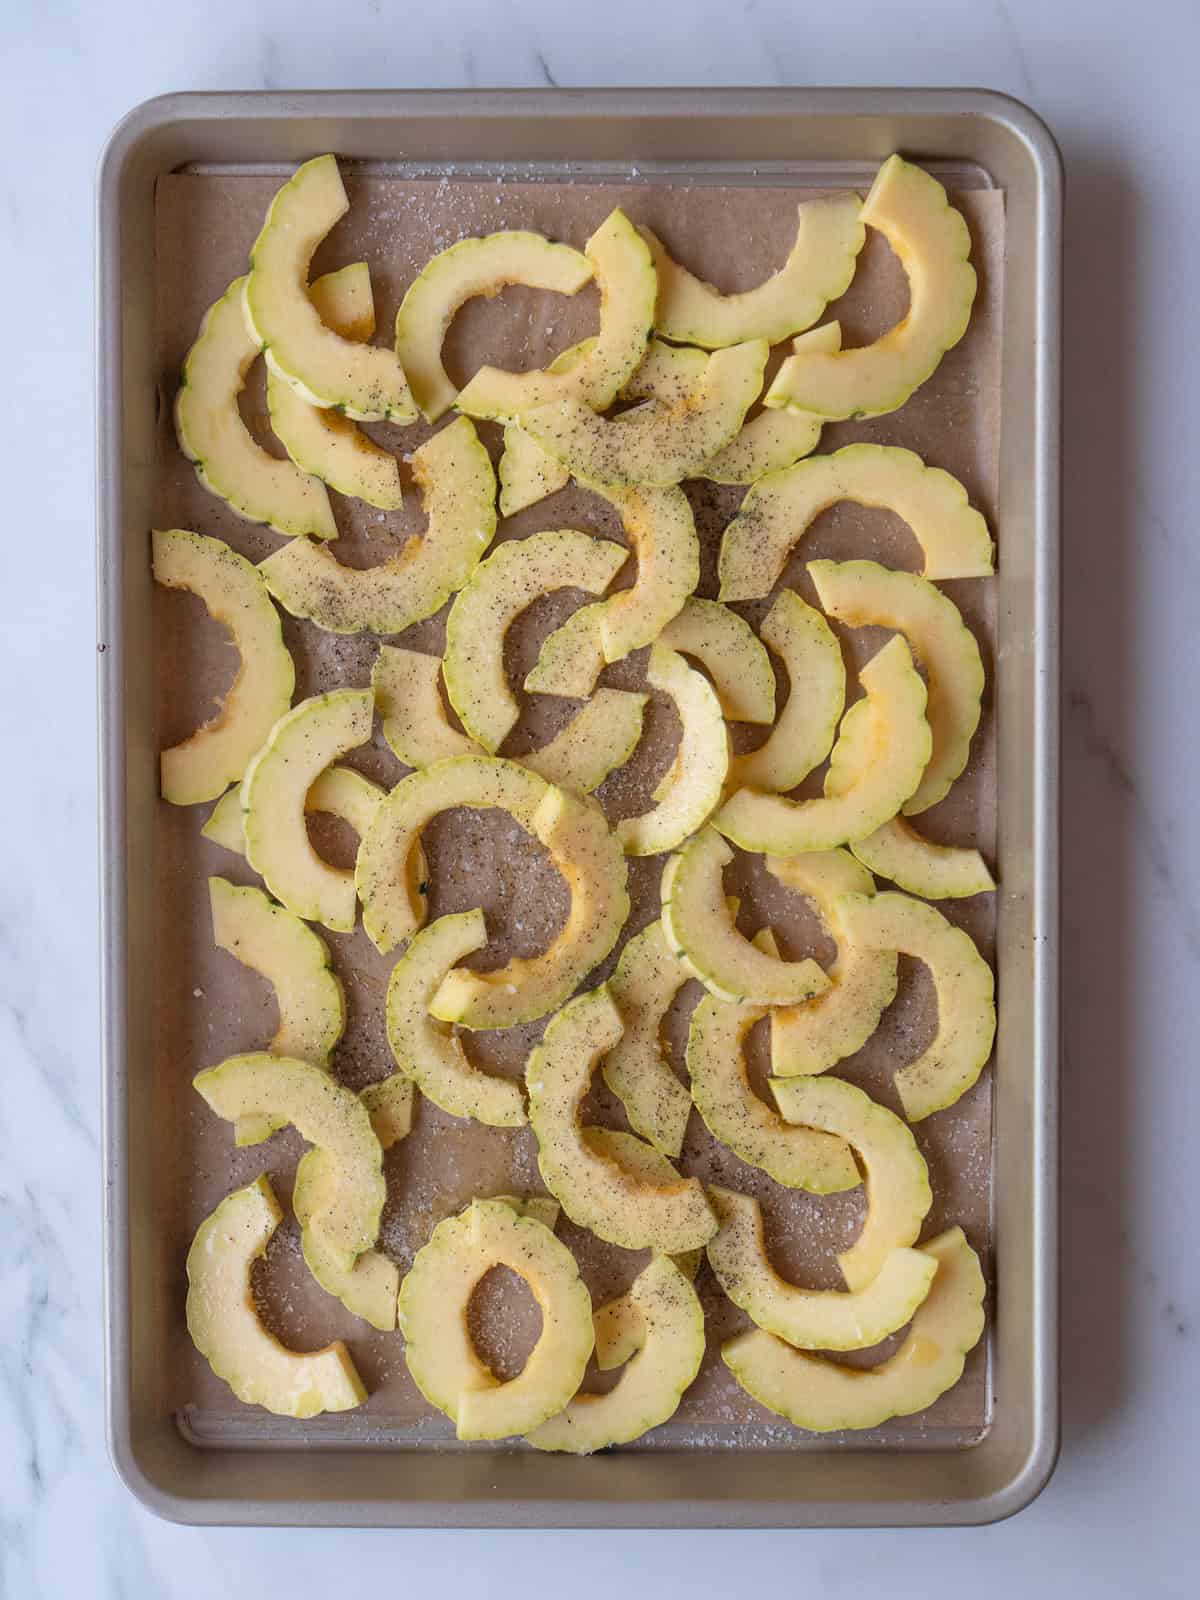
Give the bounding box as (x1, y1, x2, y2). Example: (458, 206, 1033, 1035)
(152, 170, 1003, 1446)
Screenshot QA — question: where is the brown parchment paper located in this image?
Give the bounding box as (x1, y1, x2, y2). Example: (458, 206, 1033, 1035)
(151, 170, 1003, 1448)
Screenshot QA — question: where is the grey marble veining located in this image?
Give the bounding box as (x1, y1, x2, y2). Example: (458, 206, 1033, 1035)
(1, 0, 1197, 1593)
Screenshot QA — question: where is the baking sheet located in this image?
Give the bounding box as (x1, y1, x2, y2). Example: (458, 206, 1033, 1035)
(151, 170, 1002, 1445)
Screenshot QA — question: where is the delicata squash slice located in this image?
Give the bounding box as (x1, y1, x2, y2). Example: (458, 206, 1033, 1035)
(722, 1226, 985, 1432)
(705, 1185, 936, 1351)
(527, 987, 717, 1253)
(851, 815, 996, 901)
(718, 444, 994, 601)
(291, 1149, 400, 1333)
(175, 275, 337, 540)
(265, 263, 404, 511)
(186, 1177, 366, 1418)
(764, 155, 978, 422)
(455, 209, 657, 423)
(153, 529, 295, 806)
(643, 193, 864, 348)
(398, 1199, 594, 1441)
(601, 917, 697, 1159)
(658, 598, 776, 725)
(244, 155, 415, 422)
(203, 765, 384, 863)
(259, 417, 496, 636)
(715, 636, 932, 856)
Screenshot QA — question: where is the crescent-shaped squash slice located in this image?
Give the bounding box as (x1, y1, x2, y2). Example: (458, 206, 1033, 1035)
(706, 1186, 936, 1350)
(520, 340, 769, 489)
(203, 766, 384, 864)
(644, 194, 864, 348)
(244, 156, 415, 422)
(602, 919, 695, 1159)
(808, 558, 985, 815)
(527, 987, 717, 1252)
(582, 1128, 702, 1282)
(372, 645, 477, 768)
(832, 891, 996, 1121)
(398, 1199, 594, 1441)
(442, 529, 627, 751)
(615, 645, 730, 858)
(193, 1053, 385, 1273)
(715, 635, 931, 855)
(208, 877, 345, 1146)
(685, 950, 860, 1194)
(700, 324, 837, 485)
(242, 689, 374, 932)
(764, 156, 977, 422)
(661, 827, 830, 1005)
(521, 690, 648, 794)
(455, 209, 656, 422)
(722, 1226, 985, 1431)
(395, 231, 593, 422)
(174, 277, 337, 539)
(719, 443, 994, 601)
(385, 908, 526, 1127)
(728, 591, 845, 793)
(851, 816, 996, 901)
(526, 1255, 704, 1453)
(259, 417, 496, 636)
(766, 850, 898, 1077)
(186, 1177, 366, 1418)
(769, 1073, 932, 1291)
(291, 1149, 399, 1332)
(495, 339, 593, 515)
(430, 784, 630, 1029)
(359, 1075, 416, 1151)
(621, 339, 709, 403)
(522, 601, 608, 699)
(658, 598, 776, 724)
(357, 755, 548, 953)
(153, 529, 295, 806)
(266, 263, 403, 510)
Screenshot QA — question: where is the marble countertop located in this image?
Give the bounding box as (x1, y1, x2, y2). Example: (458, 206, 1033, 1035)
(2, 0, 1196, 1592)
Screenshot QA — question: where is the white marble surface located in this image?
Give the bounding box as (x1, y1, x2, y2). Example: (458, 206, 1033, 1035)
(1, 0, 1196, 1591)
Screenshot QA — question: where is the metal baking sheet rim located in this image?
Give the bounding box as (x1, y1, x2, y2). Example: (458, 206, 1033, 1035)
(96, 87, 1061, 1529)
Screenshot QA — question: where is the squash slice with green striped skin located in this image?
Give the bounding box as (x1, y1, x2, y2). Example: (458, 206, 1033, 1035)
(244, 156, 415, 422)
(357, 756, 548, 954)
(266, 263, 403, 511)
(527, 987, 717, 1252)
(153, 530, 295, 806)
(851, 816, 996, 901)
(186, 1177, 366, 1418)
(722, 1226, 985, 1432)
(706, 1186, 936, 1350)
(728, 591, 845, 794)
(616, 646, 730, 858)
(259, 417, 496, 636)
(242, 689, 374, 932)
(833, 891, 996, 1121)
(208, 877, 345, 1146)
(769, 1073, 932, 1291)
(715, 636, 931, 856)
(193, 1053, 385, 1274)
(396, 231, 593, 422)
(385, 908, 526, 1127)
(808, 558, 984, 815)
(764, 156, 977, 422)
(399, 1199, 595, 1442)
(203, 766, 384, 864)
(644, 194, 864, 349)
(430, 784, 630, 1029)
(372, 646, 477, 768)
(292, 1149, 400, 1332)
(685, 945, 859, 1195)
(601, 919, 695, 1159)
(456, 210, 656, 423)
(442, 529, 627, 752)
(701, 324, 837, 485)
(521, 690, 648, 794)
(175, 277, 337, 539)
(521, 340, 768, 489)
(766, 850, 898, 1077)
(719, 444, 994, 601)
(658, 599, 776, 724)
(527, 1255, 704, 1453)
(661, 828, 830, 1006)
